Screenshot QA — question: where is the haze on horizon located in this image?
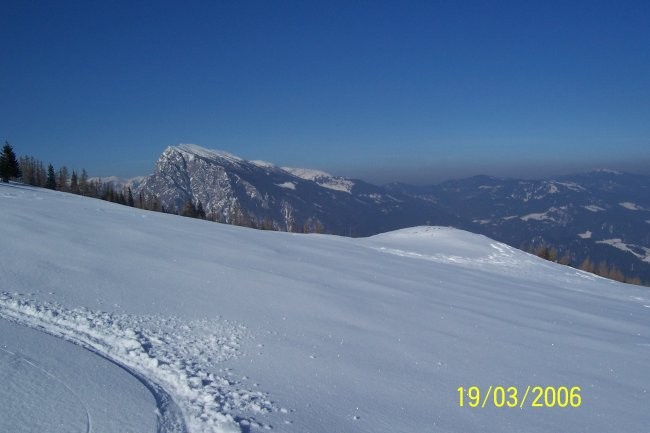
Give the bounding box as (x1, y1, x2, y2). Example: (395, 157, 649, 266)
(2, 1, 648, 185)
(88, 143, 650, 187)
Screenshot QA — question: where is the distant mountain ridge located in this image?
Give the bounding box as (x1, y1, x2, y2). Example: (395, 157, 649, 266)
(388, 170, 650, 282)
(131, 144, 650, 282)
(136, 144, 458, 234)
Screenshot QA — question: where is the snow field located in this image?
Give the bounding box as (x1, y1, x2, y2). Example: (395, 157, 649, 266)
(2, 183, 650, 433)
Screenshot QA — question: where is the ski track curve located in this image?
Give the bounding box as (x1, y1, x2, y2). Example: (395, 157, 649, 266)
(0, 293, 278, 433)
(0, 346, 93, 433)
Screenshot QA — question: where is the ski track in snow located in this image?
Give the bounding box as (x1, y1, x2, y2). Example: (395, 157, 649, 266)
(0, 293, 277, 433)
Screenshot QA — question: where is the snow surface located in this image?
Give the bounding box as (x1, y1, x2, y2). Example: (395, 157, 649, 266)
(1, 183, 650, 433)
(282, 167, 354, 193)
(89, 175, 146, 189)
(520, 212, 550, 221)
(619, 202, 643, 211)
(554, 181, 586, 192)
(578, 230, 592, 239)
(175, 144, 243, 164)
(583, 205, 606, 212)
(276, 182, 296, 190)
(520, 206, 568, 222)
(596, 239, 650, 263)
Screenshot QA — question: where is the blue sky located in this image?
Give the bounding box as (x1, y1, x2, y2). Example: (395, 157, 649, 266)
(1, 0, 649, 184)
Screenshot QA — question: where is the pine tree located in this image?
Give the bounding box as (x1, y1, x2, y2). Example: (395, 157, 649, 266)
(0, 142, 21, 182)
(70, 170, 80, 194)
(45, 164, 57, 189)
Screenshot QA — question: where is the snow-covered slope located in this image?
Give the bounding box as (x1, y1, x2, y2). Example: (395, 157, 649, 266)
(281, 167, 355, 193)
(1, 183, 649, 433)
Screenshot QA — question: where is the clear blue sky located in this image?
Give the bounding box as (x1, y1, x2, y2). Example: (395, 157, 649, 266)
(2, 0, 649, 184)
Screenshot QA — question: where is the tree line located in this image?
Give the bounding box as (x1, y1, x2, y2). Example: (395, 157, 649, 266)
(2, 141, 327, 234)
(526, 243, 644, 286)
(1, 142, 163, 212)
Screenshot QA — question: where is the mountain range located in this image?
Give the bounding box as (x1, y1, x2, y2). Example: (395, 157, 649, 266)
(117, 144, 649, 282)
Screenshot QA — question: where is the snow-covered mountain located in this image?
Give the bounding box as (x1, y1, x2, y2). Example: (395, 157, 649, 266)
(136, 144, 457, 234)
(90, 175, 146, 191)
(389, 171, 650, 282)
(134, 144, 650, 282)
(1, 182, 649, 433)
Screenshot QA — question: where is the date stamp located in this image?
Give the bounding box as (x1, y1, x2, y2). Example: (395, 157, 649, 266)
(457, 386, 581, 408)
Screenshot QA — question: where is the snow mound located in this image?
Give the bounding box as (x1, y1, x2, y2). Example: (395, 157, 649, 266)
(364, 226, 538, 270)
(0, 293, 275, 433)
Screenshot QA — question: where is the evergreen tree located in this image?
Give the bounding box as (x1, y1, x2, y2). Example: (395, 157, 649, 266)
(45, 164, 57, 189)
(0, 142, 21, 182)
(70, 170, 80, 194)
